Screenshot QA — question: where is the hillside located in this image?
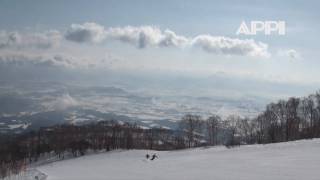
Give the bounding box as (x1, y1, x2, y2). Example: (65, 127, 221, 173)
(30, 139, 320, 180)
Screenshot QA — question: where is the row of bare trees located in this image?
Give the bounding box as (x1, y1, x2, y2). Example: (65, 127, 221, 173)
(178, 114, 245, 148)
(0, 121, 186, 178)
(253, 93, 320, 143)
(178, 91, 320, 148)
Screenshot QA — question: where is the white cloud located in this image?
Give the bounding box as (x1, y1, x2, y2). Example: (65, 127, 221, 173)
(0, 31, 21, 48)
(0, 50, 121, 69)
(0, 53, 76, 68)
(65, 22, 107, 43)
(49, 94, 79, 111)
(278, 49, 300, 59)
(25, 30, 61, 49)
(159, 29, 189, 48)
(0, 30, 62, 49)
(64, 22, 269, 57)
(107, 26, 189, 48)
(191, 35, 270, 57)
(107, 26, 163, 48)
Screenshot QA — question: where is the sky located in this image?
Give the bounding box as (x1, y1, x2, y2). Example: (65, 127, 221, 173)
(0, 0, 319, 99)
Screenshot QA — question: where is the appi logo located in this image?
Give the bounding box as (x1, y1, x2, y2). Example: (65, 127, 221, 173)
(236, 21, 286, 35)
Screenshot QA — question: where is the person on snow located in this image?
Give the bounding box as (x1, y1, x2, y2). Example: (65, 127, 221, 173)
(150, 153, 158, 160)
(146, 154, 150, 159)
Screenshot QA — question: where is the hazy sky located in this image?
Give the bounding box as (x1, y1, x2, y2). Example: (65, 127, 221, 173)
(0, 0, 319, 98)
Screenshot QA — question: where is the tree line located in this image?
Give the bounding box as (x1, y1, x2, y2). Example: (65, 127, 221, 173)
(178, 91, 320, 147)
(0, 121, 186, 178)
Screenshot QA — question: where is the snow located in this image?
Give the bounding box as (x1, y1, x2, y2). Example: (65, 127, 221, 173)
(36, 139, 320, 180)
(8, 124, 23, 129)
(3, 169, 47, 180)
(7, 123, 30, 129)
(139, 125, 150, 129)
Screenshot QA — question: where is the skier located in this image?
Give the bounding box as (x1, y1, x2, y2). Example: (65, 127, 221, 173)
(150, 153, 158, 160)
(145, 154, 150, 159)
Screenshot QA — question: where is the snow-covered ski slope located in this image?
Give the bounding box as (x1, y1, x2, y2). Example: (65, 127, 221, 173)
(38, 139, 320, 180)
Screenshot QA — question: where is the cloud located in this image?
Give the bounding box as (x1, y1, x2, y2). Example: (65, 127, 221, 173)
(0, 31, 19, 48)
(0, 30, 61, 49)
(65, 23, 190, 48)
(64, 22, 269, 57)
(159, 30, 190, 47)
(107, 26, 189, 48)
(107, 26, 268, 57)
(65, 22, 107, 43)
(49, 94, 80, 111)
(191, 35, 269, 57)
(278, 49, 300, 59)
(0, 51, 120, 70)
(0, 53, 76, 68)
(107, 26, 162, 48)
(0, 23, 271, 58)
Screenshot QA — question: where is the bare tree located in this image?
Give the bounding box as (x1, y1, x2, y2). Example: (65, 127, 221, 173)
(285, 97, 300, 140)
(179, 114, 203, 148)
(225, 115, 241, 147)
(236, 117, 255, 144)
(206, 115, 221, 145)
